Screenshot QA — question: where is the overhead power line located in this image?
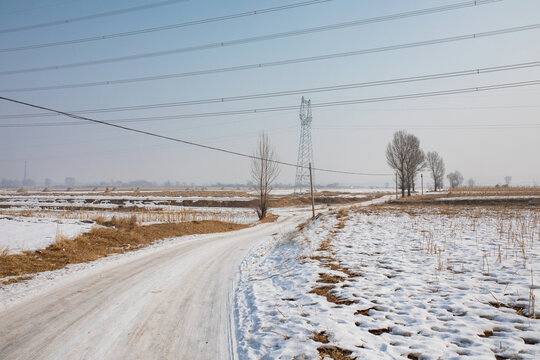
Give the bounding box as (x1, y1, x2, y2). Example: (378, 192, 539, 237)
(2, 22, 539, 93)
(0, 0, 334, 51)
(2, 78, 540, 128)
(314, 123, 540, 130)
(0, 1, 508, 75)
(0, 3, 508, 76)
(2, 60, 539, 120)
(0, 96, 392, 176)
(0, 0, 188, 34)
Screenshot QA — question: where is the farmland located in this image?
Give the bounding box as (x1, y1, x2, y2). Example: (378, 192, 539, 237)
(236, 191, 540, 359)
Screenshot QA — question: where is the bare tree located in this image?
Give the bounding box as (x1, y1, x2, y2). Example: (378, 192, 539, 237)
(424, 151, 445, 191)
(386, 130, 424, 197)
(504, 176, 512, 186)
(447, 171, 464, 188)
(467, 178, 475, 188)
(251, 132, 280, 220)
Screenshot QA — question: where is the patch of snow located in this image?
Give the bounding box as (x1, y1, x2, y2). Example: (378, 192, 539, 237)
(235, 207, 540, 359)
(0, 216, 94, 254)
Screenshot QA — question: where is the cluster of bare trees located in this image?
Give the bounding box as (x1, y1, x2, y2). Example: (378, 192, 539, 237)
(447, 171, 464, 188)
(386, 130, 425, 197)
(386, 130, 448, 196)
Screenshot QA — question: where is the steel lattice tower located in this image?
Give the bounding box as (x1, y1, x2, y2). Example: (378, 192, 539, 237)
(294, 97, 314, 193)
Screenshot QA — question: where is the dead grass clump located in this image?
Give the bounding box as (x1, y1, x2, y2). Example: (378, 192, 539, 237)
(336, 220, 346, 229)
(257, 213, 279, 224)
(313, 331, 329, 344)
(317, 346, 356, 360)
(317, 238, 333, 252)
(0, 220, 247, 280)
(95, 215, 137, 229)
(488, 301, 527, 317)
(317, 273, 345, 284)
(336, 208, 349, 219)
(2, 275, 32, 285)
(310, 285, 356, 305)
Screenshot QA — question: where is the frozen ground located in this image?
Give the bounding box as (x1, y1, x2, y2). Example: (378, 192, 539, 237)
(440, 195, 540, 201)
(0, 213, 308, 359)
(235, 206, 540, 359)
(267, 188, 392, 195)
(0, 216, 93, 254)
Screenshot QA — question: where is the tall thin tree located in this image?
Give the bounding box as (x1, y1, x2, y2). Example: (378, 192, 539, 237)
(425, 151, 445, 191)
(251, 132, 280, 220)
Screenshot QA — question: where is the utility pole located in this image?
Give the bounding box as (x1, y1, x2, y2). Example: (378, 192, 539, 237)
(395, 172, 398, 199)
(309, 163, 315, 219)
(421, 173, 424, 195)
(23, 160, 27, 187)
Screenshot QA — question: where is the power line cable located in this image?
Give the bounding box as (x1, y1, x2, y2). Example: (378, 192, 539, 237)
(2, 60, 539, 119)
(0, 0, 188, 34)
(2, 78, 540, 128)
(0, 0, 334, 51)
(0, 96, 392, 176)
(2, 22, 539, 92)
(0, 1, 507, 73)
(314, 123, 540, 130)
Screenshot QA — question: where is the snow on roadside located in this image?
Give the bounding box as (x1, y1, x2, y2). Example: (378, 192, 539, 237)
(0, 216, 93, 254)
(235, 207, 540, 359)
(0, 232, 213, 312)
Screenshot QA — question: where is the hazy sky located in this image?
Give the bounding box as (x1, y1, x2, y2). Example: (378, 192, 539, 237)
(1, 0, 539, 186)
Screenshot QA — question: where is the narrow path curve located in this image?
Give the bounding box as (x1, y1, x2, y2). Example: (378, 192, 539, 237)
(0, 213, 306, 359)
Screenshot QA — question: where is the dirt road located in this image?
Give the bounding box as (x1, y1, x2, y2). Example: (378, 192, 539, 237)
(0, 214, 306, 359)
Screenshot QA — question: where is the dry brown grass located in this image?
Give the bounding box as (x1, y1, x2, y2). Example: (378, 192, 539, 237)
(313, 331, 330, 344)
(316, 273, 345, 284)
(317, 346, 356, 360)
(257, 213, 279, 224)
(310, 285, 356, 305)
(0, 218, 247, 280)
(336, 208, 349, 218)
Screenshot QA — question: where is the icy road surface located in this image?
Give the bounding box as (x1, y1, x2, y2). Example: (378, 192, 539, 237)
(0, 213, 306, 360)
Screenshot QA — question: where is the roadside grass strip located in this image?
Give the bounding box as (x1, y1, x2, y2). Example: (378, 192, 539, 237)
(235, 206, 540, 359)
(1, 216, 247, 282)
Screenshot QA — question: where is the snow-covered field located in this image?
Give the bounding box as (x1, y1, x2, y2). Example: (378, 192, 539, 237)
(0, 216, 94, 254)
(235, 206, 540, 359)
(267, 188, 392, 195)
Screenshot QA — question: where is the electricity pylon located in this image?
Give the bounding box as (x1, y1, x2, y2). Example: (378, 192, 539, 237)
(294, 96, 314, 193)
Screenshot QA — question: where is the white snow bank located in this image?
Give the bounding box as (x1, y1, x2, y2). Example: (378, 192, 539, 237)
(0, 216, 93, 254)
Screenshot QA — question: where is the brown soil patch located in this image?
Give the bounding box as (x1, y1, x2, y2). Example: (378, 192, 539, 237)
(317, 346, 356, 360)
(488, 301, 527, 317)
(368, 327, 392, 335)
(0, 218, 247, 281)
(310, 285, 357, 305)
(354, 307, 375, 316)
(478, 329, 494, 338)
